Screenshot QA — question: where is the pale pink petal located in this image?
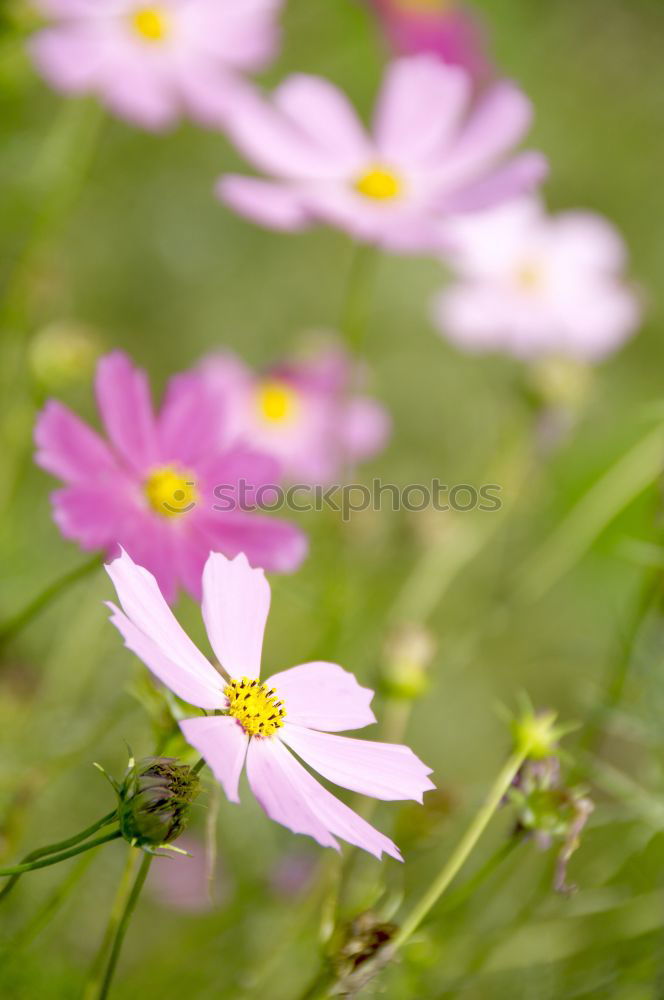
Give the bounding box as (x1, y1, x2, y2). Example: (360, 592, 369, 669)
(108, 602, 225, 710)
(443, 81, 534, 180)
(224, 84, 341, 178)
(98, 57, 178, 131)
(341, 397, 391, 462)
(273, 74, 370, 165)
(180, 715, 248, 802)
(201, 551, 270, 680)
(280, 725, 434, 802)
(264, 662, 376, 732)
(105, 548, 223, 701)
(443, 152, 548, 214)
(550, 212, 628, 274)
(374, 55, 470, 164)
(95, 352, 158, 473)
(34, 401, 117, 483)
(247, 738, 401, 859)
(117, 516, 180, 606)
(30, 27, 108, 93)
(217, 176, 310, 231)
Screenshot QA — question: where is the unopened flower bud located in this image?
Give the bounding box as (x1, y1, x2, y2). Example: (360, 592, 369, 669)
(381, 624, 436, 699)
(509, 697, 576, 760)
(28, 321, 101, 390)
(117, 757, 199, 851)
(333, 911, 398, 994)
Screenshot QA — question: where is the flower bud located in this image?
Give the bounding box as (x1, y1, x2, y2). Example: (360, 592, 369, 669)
(381, 624, 436, 700)
(508, 757, 593, 894)
(28, 321, 101, 390)
(509, 696, 576, 760)
(117, 757, 199, 851)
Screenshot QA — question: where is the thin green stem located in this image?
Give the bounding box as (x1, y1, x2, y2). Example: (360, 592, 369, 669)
(84, 847, 141, 1000)
(0, 552, 103, 648)
(391, 748, 528, 951)
(0, 807, 117, 901)
(192, 756, 207, 775)
(96, 852, 153, 1000)
(339, 243, 379, 359)
(0, 829, 121, 877)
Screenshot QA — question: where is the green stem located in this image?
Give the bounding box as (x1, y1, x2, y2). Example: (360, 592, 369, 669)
(0, 807, 117, 901)
(0, 829, 121, 877)
(96, 852, 153, 1000)
(339, 243, 378, 359)
(84, 847, 141, 1000)
(0, 552, 103, 648)
(391, 748, 528, 951)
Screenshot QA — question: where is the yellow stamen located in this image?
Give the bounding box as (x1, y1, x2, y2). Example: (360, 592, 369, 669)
(256, 379, 299, 424)
(516, 261, 543, 291)
(225, 677, 286, 737)
(131, 7, 169, 42)
(354, 165, 403, 201)
(144, 466, 198, 518)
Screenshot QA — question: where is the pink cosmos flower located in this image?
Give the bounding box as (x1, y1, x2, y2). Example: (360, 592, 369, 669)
(29, 0, 284, 130)
(186, 343, 391, 485)
(433, 198, 641, 360)
(368, 1, 491, 86)
(34, 351, 306, 603)
(217, 54, 547, 251)
(106, 549, 435, 858)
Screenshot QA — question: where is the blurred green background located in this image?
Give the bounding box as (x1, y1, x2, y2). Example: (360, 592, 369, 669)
(2, 0, 664, 997)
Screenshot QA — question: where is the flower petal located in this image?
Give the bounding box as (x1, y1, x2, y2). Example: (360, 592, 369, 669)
(264, 661, 376, 732)
(35, 400, 118, 483)
(196, 510, 308, 576)
(201, 551, 270, 680)
(443, 152, 548, 214)
(273, 74, 370, 165)
(106, 548, 223, 706)
(374, 55, 470, 164)
(95, 351, 158, 473)
(444, 81, 534, 180)
(247, 737, 401, 859)
(217, 175, 310, 231)
(280, 725, 435, 802)
(180, 716, 248, 803)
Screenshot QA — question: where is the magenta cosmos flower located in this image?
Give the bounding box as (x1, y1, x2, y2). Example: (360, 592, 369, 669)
(29, 0, 284, 130)
(186, 343, 391, 484)
(217, 54, 547, 251)
(107, 549, 435, 858)
(368, 1, 491, 86)
(34, 351, 306, 602)
(433, 198, 641, 360)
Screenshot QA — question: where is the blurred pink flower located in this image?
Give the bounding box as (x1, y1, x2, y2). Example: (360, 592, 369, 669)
(29, 0, 284, 130)
(368, 1, 491, 86)
(433, 198, 641, 361)
(147, 833, 228, 912)
(217, 55, 547, 251)
(107, 549, 435, 858)
(186, 343, 390, 485)
(34, 351, 306, 603)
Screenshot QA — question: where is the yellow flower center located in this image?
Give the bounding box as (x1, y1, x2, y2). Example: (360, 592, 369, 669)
(256, 379, 299, 424)
(354, 165, 403, 201)
(131, 7, 169, 42)
(225, 677, 286, 737)
(516, 261, 544, 291)
(144, 466, 198, 518)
